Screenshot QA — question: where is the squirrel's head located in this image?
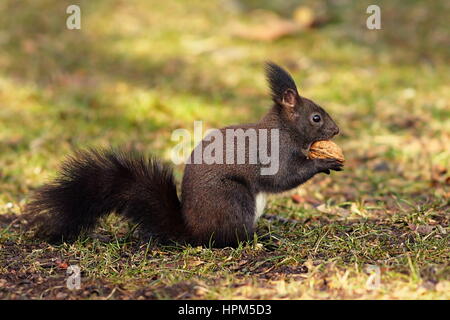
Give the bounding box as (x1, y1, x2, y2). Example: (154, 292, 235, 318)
(265, 62, 340, 155)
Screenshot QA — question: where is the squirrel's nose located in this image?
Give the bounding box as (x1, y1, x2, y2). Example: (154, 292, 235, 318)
(334, 127, 340, 136)
(331, 126, 339, 136)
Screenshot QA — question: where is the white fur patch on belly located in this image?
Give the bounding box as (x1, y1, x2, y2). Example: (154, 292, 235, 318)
(254, 193, 267, 224)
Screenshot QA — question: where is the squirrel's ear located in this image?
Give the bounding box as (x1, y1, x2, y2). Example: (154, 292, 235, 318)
(265, 62, 299, 106)
(281, 88, 297, 109)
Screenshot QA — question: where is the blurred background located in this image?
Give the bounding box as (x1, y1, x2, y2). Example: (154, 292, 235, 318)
(0, 0, 449, 206)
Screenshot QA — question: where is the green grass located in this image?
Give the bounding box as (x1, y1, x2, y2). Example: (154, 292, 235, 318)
(0, 0, 449, 299)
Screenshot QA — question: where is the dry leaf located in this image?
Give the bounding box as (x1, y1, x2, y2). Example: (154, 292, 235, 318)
(293, 6, 315, 27)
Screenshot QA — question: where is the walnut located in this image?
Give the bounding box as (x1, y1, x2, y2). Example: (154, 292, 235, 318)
(308, 140, 345, 163)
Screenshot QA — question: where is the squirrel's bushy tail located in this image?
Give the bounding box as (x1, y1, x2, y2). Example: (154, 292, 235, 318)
(26, 149, 185, 243)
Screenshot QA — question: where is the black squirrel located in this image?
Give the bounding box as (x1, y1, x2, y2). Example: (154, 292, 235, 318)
(26, 62, 342, 247)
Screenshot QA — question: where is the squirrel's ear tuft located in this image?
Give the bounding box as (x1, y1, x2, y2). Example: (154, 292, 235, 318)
(265, 62, 299, 105)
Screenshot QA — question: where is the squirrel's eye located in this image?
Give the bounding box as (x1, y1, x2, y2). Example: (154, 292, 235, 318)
(312, 114, 321, 123)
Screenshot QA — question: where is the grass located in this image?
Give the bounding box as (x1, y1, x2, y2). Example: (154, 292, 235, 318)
(0, 0, 449, 299)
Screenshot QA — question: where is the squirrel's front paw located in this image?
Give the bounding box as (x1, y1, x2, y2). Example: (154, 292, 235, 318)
(313, 158, 344, 174)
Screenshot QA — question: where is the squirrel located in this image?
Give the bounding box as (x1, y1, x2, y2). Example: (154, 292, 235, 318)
(26, 62, 342, 248)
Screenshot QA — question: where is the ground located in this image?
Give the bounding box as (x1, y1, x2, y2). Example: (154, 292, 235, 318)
(0, 0, 449, 299)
